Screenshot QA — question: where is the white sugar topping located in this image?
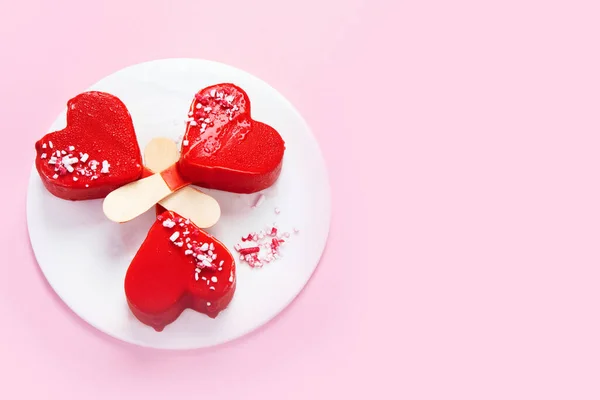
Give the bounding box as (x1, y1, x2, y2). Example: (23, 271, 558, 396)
(101, 160, 110, 174)
(162, 218, 176, 228)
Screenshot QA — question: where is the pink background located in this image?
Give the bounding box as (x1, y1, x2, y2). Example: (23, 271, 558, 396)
(1, 0, 600, 398)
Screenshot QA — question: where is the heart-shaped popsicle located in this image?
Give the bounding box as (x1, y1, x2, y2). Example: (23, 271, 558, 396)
(144, 138, 220, 228)
(34, 91, 143, 200)
(102, 83, 285, 223)
(125, 210, 236, 331)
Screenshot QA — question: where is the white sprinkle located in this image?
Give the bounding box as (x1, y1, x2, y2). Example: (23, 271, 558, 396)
(188, 111, 193, 116)
(201, 123, 207, 129)
(206, 280, 210, 285)
(89, 160, 99, 171)
(196, 103, 203, 109)
(68, 146, 75, 151)
(218, 267, 222, 271)
(217, 91, 223, 99)
(183, 230, 189, 236)
(176, 241, 184, 247)
(189, 120, 197, 126)
(275, 207, 281, 214)
(185, 250, 193, 255)
(207, 302, 211, 306)
(61, 150, 66, 155)
(208, 250, 213, 256)
(73, 177, 78, 181)
(169, 232, 180, 242)
(55, 150, 61, 157)
(186, 238, 191, 243)
(204, 118, 211, 123)
(202, 276, 206, 280)
(195, 272, 199, 281)
(229, 276, 234, 283)
(80, 153, 89, 163)
(85, 184, 89, 188)
(239, 255, 244, 260)
(199, 243, 209, 252)
(211, 276, 218, 283)
(40, 153, 47, 159)
(48, 141, 53, 148)
(65, 164, 74, 173)
(209, 243, 215, 251)
(101, 160, 110, 174)
(202, 259, 212, 268)
(233, 105, 239, 111)
(226, 95, 235, 103)
(210, 286, 215, 291)
(187, 243, 192, 249)
(183, 140, 189, 146)
(42, 143, 47, 149)
(219, 260, 224, 267)
(91, 176, 98, 180)
(48, 157, 57, 164)
(210, 89, 216, 97)
(162, 219, 176, 228)
(204, 106, 212, 112)
(212, 254, 217, 260)
(185, 219, 190, 225)
(52, 174, 59, 179)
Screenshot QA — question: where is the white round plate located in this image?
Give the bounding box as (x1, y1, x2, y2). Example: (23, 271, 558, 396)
(27, 58, 330, 349)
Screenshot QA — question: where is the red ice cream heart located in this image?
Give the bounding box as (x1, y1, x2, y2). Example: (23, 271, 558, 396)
(35, 91, 143, 200)
(178, 83, 285, 193)
(125, 210, 236, 332)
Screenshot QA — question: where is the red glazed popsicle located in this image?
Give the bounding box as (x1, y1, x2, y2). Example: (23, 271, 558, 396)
(125, 210, 236, 331)
(35, 91, 143, 200)
(178, 83, 285, 193)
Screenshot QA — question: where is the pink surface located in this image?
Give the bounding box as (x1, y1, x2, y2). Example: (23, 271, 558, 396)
(1, 0, 600, 398)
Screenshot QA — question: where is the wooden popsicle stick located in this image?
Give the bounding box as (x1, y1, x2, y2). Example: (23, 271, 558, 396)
(103, 173, 173, 223)
(144, 137, 179, 172)
(159, 189, 220, 228)
(145, 138, 221, 228)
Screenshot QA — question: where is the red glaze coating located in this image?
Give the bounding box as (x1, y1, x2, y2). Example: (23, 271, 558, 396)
(34, 91, 143, 200)
(178, 84, 285, 193)
(125, 210, 236, 331)
(160, 164, 189, 192)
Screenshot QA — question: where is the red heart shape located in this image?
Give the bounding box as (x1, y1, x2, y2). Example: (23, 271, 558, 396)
(178, 84, 285, 193)
(35, 91, 143, 200)
(125, 210, 236, 331)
